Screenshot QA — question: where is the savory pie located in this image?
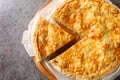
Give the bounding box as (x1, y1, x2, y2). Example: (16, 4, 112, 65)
(31, 0, 120, 79)
(49, 0, 120, 79)
(31, 17, 74, 61)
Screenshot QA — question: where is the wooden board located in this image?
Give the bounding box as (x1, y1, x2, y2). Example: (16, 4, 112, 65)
(33, 57, 56, 80)
(32, 0, 56, 80)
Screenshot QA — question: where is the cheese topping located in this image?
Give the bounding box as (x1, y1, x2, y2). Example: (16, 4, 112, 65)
(52, 0, 120, 38)
(50, 37, 120, 79)
(32, 17, 74, 61)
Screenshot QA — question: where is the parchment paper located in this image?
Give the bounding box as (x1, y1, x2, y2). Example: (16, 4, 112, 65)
(22, 0, 120, 80)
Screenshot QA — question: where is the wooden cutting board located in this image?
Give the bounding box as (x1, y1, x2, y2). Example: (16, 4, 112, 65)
(33, 56, 56, 80)
(32, 0, 56, 80)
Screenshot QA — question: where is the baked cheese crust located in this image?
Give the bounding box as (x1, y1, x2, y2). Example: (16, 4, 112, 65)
(52, 0, 120, 38)
(50, 0, 120, 79)
(50, 37, 120, 79)
(31, 17, 74, 61)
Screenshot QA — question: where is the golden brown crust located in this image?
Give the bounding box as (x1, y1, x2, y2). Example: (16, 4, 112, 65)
(50, 37, 120, 79)
(31, 17, 74, 61)
(52, 0, 120, 38)
(50, 0, 120, 79)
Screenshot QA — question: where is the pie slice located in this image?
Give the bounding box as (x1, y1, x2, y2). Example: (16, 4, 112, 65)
(52, 0, 120, 38)
(50, 36, 120, 79)
(31, 17, 74, 61)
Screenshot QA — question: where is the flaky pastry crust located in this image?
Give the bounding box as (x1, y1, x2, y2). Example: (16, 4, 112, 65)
(31, 17, 74, 61)
(50, 37, 120, 79)
(52, 0, 120, 38)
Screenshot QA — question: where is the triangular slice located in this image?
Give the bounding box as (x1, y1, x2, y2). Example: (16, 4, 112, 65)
(31, 17, 74, 61)
(50, 36, 120, 79)
(52, 0, 120, 38)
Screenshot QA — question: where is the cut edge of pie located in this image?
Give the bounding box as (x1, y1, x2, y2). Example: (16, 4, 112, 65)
(51, 0, 120, 38)
(49, 37, 120, 80)
(31, 16, 75, 61)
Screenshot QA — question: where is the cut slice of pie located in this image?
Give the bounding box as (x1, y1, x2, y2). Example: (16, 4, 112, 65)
(31, 17, 74, 61)
(52, 0, 120, 38)
(50, 36, 120, 79)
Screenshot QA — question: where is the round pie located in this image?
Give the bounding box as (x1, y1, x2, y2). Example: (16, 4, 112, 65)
(32, 0, 120, 79)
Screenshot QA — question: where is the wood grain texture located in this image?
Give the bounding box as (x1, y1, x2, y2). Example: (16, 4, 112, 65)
(32, 0, 56, 80)
(33, 57, 56, 80)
